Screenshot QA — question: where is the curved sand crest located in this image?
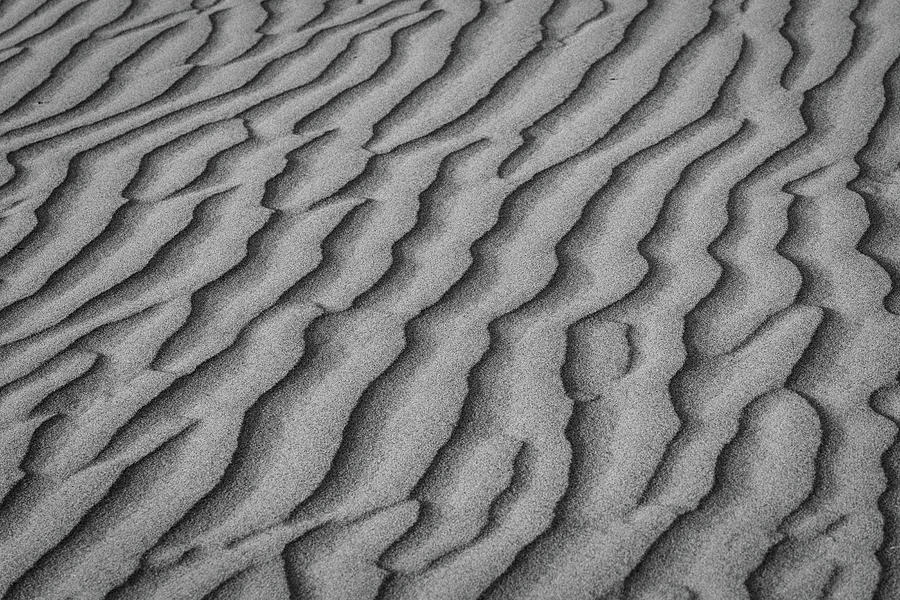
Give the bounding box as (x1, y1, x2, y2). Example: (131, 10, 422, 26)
(0, 0, 899, 598)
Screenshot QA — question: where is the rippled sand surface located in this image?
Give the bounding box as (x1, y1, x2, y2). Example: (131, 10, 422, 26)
(1, 1, 899, 598)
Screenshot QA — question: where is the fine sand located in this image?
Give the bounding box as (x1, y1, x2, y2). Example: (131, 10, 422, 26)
(1, 0, 900, 598)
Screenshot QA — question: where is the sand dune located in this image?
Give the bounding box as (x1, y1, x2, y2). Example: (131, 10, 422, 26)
(0, 0, 899, 598)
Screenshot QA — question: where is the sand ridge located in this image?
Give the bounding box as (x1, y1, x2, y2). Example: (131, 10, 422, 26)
(0, 0, 899, 598)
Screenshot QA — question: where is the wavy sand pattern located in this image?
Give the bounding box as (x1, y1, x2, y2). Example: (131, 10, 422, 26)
(0, 0, 899, 598)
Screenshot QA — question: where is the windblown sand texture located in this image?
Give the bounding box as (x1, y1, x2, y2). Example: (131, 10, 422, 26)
(0, 0, 899, 598)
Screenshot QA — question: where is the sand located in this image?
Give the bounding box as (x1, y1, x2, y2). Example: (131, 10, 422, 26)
(0, 0, 899, 598)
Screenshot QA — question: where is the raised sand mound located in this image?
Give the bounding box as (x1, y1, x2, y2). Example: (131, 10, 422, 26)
(1, 0, 900, 598)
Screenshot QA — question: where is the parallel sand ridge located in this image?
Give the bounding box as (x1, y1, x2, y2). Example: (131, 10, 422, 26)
(1, 0, 900, 598)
